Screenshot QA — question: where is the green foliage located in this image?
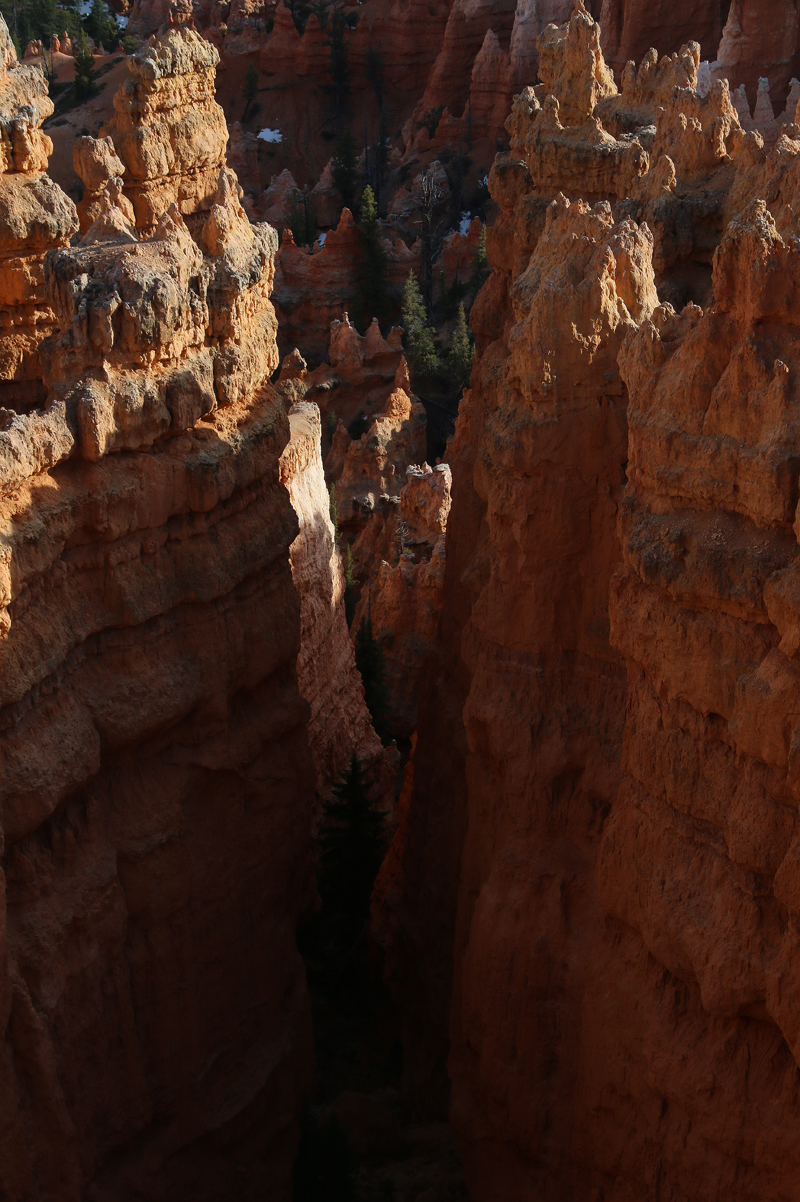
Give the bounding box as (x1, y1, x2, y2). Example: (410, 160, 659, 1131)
(416, 104, 444, 138)
(121, 32, 139, 54)
(332, 129, 358, 211)
(474, 223, 487, 275)
(0, 0, 79, 56)
(83, 0, 119, 47)
(447, 302, 473, 389)
(356, 184, 388, 324)
(355, 616, 390, 742)
(329, 482, 339, 537)
(401, 270, 439, 380)
(326, 409, 338, 440)
(40, 47, 55, 93)
(242, 60, 258, 114)
(344, 542, 356, 591)
(344, 542, 357, 627)
(320, 752, 386, 925)
(286, 192, 317, 248)
(73, 32, 97, 101)
(293, 1107, 357, 1202)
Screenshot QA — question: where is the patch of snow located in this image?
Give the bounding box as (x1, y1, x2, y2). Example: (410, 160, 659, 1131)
(459, 211, 471, 235)
(317, 231, 327, 246)
(258, 127, 283, 143)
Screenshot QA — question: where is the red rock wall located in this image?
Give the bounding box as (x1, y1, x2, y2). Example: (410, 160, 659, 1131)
(598, 0, 726, 74)
(0, 22, 318, 1199)
(0, 388, 316, 1202)
(387, 5, 800, 1197)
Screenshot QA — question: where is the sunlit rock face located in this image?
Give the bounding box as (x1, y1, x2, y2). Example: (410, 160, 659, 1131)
(0, 21, 316, 1200)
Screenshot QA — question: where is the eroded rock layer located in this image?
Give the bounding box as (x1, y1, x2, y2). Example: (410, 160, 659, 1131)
(0, 23, 316, 1201)
(388, 3, 800, 1198)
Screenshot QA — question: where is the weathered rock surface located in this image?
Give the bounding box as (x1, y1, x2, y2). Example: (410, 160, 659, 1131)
(353, 462, 451, 738)
(0, 19, 317, 1200)
(383, 4, 800, 1196)
(329, 367, 427, 534)
(0, 18, 78, 408)
(279, 399, 392, 796)
(94, 29, 229, 233)
(272, 209, 419, 364)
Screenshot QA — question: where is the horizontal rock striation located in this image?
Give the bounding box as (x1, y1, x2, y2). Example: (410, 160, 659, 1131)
(388, 2, 800, 1197)
(0, 22, 316, 1200)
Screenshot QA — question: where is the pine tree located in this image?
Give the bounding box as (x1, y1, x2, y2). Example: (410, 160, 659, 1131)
(332, 129, 358, 212)
(355, 615, 390, 741)
(401, 270, 439, 380)
(344, 543, 357, 627)
(329, 482, 339, 537)
(83, 0, 117, 47)
(319, 754, 385, 927)
(242, 60, 259, 118)
(447, 302, 473, 388)
(469, 223, 488, 293)
(73, 31, 97, 101)
(357, 184, 387, 324)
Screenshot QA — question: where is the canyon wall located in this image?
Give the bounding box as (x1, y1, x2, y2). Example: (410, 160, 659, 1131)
(0, 28, 317, 1200)
(389, 3, 800, 1197)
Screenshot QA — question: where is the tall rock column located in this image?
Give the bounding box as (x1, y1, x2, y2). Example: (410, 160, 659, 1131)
(0, 19, 77, 408)
(0, 23, 317, 1202)
(578, 200, 800, 1199)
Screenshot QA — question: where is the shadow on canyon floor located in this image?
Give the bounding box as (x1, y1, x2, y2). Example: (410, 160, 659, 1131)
(293, 841, 467, 1201)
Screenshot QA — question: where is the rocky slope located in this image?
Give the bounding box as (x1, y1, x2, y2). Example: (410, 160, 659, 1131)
(386, 3, 800, 1197)
(0, 27, 318, 1200)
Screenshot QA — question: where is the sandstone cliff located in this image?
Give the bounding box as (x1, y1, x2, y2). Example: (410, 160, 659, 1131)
(0, 25, 316, 1200)
(0, 19, 78, 410)
(385, 4, 800, 1195)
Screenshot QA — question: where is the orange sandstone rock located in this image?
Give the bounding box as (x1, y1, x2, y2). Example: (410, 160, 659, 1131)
(0, 17, 78, 407)
(280, 400, 393, 795)
(0, 22, 316, 1196)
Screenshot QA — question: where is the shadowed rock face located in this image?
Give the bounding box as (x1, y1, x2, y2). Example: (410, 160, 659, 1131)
(0, 20, 317, 1200)
(383, 5, 800, 1198)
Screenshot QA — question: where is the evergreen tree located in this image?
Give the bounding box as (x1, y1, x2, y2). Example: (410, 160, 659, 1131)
(401, 270, 439, 380)
(1, 0, 75, 55)
(319, 754, 385, 926)
(344, 543, 357, 627)
(332, 129, 358, 212)
(242, 60, 259, 118)
(355, 615, 390, 742)
(469, 223, 488, 293)
(73, 31, 97, 101)
(447, 302, 473, 388)
(357, 184, 387, 324)
(83, 0, 118, 48)
(329, 482, 339, 537)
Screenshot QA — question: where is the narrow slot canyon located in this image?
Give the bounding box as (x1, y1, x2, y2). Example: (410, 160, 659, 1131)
(3, 0, 800, 1199)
